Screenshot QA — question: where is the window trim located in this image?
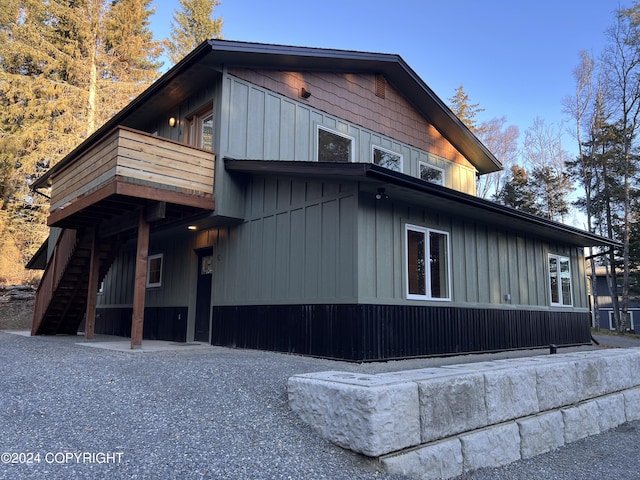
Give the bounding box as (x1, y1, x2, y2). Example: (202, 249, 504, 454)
(185, 105, 214, 151)
(404, 223, 452, 301)
(419, 161, 445, 186)
(146, 253, 164, 288)
(316, 125, 354, 163)
(548, 253, 573, 307)
(608, 311, 634, 331)
(372, 145, 403, 172)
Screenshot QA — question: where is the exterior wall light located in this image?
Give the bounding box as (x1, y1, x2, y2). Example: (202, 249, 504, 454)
(187, 225, 197, 230)
(168, 117, 177, 127)
(300, 88, 311, 99)
(375, 188, 389, 200)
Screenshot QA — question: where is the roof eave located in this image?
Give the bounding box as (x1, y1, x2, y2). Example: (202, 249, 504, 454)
(207, 40, 502, 174)
(34, 40, 501, 190)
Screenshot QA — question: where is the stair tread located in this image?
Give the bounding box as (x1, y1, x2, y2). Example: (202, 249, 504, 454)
(34, 231, 121, 335)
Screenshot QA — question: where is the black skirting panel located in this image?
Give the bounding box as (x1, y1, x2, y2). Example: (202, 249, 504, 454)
(91, 307, 188, 342)
(211, 304, 591, 362)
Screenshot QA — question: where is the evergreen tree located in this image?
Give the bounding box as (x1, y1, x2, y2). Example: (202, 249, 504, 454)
(165, 0, 223, 65)
(448, 85, 484, 134)
(100, 0, 163, 128)
(0, 0, 78, 278)
(586, 122, 626, 240)
(0, 0, 162, 281)
(530, 165, 571, 221)
(576, 111, 628, 332)
(494, 165, 540, 215)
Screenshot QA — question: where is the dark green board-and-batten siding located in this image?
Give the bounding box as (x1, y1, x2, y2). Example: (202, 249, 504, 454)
(209, 175, 588, 311)
(210, 176, 358, 305)
(356, 193, 588, 309)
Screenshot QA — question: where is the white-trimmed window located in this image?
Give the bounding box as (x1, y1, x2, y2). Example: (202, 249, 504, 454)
(186, 107, 214, 151)
(419, 162, 444, 185)
(405, 224, 451, 300)
(317, 126, 353, 163)
(372, 145, 402, 172)
(608, 311, 634, 331)
(146, 254, 164, 288)
(548, 254, 572, 306)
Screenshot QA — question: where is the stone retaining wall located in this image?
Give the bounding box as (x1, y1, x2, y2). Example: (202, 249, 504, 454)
(287, 348, 640, 479)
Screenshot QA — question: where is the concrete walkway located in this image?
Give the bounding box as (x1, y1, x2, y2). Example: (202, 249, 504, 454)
(2, 330, 208, 353)
(75, 336, 208, 353)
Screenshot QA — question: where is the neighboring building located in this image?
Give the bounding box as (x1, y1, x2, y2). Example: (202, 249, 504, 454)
(30, 40, 618, 361)
(590, 267, 640, 332)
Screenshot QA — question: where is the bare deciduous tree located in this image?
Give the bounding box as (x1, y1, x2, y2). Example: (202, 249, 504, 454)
(447, 85, 519, 199)
(563, 50, 601, 328)
(522, 118, 573, 221)
(476, 117, 519, 199)
(600, 5, 640, 332)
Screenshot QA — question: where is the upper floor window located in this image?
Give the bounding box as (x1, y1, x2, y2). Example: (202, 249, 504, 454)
(372, 146, 402, 172)
(420, 162, 444, 186)
(147, 254, 164, 288)
(187, 108, 214, 151)
(405, 224, 451, 301)
(548, 254, 572, 306)
(317, 126, 353, 162)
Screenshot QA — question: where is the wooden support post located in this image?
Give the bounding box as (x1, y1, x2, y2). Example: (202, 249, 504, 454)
(84, 228, 100, 340)
(130, 210, 150, 349)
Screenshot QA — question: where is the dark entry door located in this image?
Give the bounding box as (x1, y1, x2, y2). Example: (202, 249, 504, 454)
(194, 249, 213, 342)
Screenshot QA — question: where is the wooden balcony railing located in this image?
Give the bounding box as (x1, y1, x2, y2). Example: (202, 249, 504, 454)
(47, 126, 215, 226)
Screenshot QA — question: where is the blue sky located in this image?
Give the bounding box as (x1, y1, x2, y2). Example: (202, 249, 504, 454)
(151, 0, 628, 158)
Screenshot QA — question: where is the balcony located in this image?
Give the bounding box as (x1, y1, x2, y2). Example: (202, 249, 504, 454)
(46, 126, 215, 228)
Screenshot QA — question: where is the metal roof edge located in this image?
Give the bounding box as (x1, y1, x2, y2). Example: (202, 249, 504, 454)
(209, 40, 502, 174)
(225, 158, 618, 248)
(209, 39, 402, 62)
(365, 164, 618, 247)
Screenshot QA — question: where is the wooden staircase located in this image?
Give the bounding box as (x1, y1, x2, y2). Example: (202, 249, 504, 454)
(32, 228, 121, 336)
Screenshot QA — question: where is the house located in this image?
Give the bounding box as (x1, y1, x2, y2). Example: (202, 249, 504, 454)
(30, 40, 618, 361)
(589, 267, 640, 332)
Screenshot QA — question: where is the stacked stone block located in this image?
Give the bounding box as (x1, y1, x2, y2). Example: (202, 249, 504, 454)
(288, 348, 640, 480)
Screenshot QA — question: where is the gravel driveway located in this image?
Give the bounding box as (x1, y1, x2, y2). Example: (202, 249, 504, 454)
(1, 330, 639, 480)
